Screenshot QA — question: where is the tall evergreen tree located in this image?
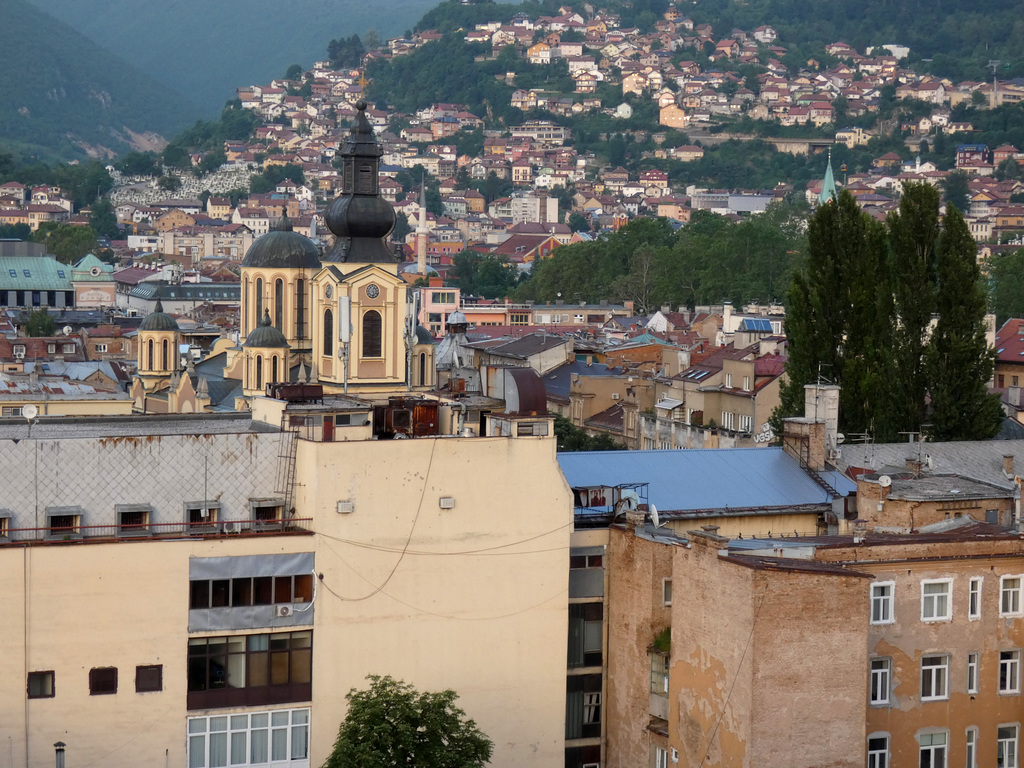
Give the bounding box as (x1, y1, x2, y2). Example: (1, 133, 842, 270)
(885, 183, 941, 440)
(777, 190, 889, 436)
(925, 205, 1003, 440)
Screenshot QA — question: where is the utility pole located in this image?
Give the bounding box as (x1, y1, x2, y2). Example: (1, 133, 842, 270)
(988, 60, 1000, 109)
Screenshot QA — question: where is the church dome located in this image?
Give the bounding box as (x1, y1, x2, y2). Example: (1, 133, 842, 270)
(139, 300, 179, 332)
(244, 312, 290, 348)
(414, 324, 435, 345)
(241, 213, 321, 270)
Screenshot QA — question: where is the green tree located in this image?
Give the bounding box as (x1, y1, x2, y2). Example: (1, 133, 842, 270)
(0, 223, 31, 240)
(323, 675, 492, 768)
(554, 415, 623, 451)
(941, 169, 971, 213)
(887, 183, 942, 437)
(925, 205, 1003, 440)
(392, 211, 411, 241)
(567, 211, 590, 233)
(22, 309, 56, 337)
(158, 175, 182, 193)
(88, 198, 120, 239)
(988, 247, 1024, 325)
(117, 151, 159, 177)
(776, 190, 891, 437)
(31, 223, 98, 264)
(285, 64, 304, 81)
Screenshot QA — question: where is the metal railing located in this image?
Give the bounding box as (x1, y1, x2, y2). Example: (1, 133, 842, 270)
(0, 517, 314, 546)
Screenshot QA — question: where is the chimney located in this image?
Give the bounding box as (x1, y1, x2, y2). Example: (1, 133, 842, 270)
(1010, 386, 1022, 408)
(852, 518, 868, 544)
(1004, 454, 1015, 478)
(905, 458, 923, 477)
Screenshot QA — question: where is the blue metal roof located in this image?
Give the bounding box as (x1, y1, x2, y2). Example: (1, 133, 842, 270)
(557, 447, 855, 513)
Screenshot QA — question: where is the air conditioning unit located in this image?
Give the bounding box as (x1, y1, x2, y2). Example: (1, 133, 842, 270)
(671, 749, 679, 763)
(221, 521, 239, 534)
(276, 605, 293, 618)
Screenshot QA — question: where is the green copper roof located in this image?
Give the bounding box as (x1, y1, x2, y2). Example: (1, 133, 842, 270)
(0, 256, 73, 291)
(818, 154, 838, 205)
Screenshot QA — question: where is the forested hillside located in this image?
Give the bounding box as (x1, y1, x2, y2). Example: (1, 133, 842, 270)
(0, 0, 198, 163)
(28, 0, 441, 114)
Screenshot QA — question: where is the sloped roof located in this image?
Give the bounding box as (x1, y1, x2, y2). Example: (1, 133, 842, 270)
(558, 447, 854, 513)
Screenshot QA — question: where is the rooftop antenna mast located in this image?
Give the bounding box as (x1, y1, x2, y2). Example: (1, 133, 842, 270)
(988, 60, 1000, 109)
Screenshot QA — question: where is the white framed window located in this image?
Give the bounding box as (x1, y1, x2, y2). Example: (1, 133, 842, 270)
(967, 652, 979, 694)
(965, 727, 978, 768)
(95, 343, 108, 353)
(921, 654, 949, 701)
(742, 375, 751, 391)
(583, 692, 601, 724)
(725, 373, 733, 388)
(737, 414, 753, 433)
(654, 747, 668, 768)
(969, 577, 982, 620)
(999, 649, 1021, 694)
(187, 708, 309, 768)
(1001, 576, 1023, 617)
(650, 652, 669, 695)
(870, 658, 891, 706)
(921, 579, 953, 622)
(662, 578, 673, 606)
(720, 411, 734, 430)
(999, 725, 1019, 768)
(871, 582, 895, 624)
(918, 731, 947, 768)
(867, 735, 889, 768)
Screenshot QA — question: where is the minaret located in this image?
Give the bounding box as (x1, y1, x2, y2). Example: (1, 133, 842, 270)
(817, 148, 838, 206)
(416, 182, 428, 275)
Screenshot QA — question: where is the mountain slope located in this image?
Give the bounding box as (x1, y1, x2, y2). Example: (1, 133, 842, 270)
(0, 0, 199, 163)
(27, 0, 443, 115)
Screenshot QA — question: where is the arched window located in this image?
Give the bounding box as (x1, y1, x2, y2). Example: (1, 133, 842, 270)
(255, 356, 263, 390)
(255, 278, 263, 323)
(362, 310, 382, 358)
(296, 279, 306, 340)
(271, 355, 278, 384)
(275, 278, 284, 329)
(323, 309, 334, 356)
(419, 352, 426, 386)
(242, 277, 248, 327)
(161, 339, 169, 370)
(147, 339, 154, 370)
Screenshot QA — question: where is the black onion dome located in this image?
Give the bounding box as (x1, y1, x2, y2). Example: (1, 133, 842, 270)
(414, 324, 435, 345)
(242, 212, 321, 269)
(244, 311, 290, 348)
(323, 100, 397, 263)
(139, 300, 179, 332)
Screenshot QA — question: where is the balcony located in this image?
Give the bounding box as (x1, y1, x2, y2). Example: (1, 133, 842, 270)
(0, 517, 314, 546)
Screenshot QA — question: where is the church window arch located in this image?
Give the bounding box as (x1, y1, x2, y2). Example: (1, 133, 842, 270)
(255, 356, 263, 390)
(147, 339, 154, 370)
(419, 352, 426, 386)
(275, 278, 284, 330)
(271, 355, 279, 384)
(323, 309, 334, 356)
(362, 310, 382, 358)
(296, 279, 306, 340)
(161, 339, 169, 371)
(255, 278, 264, 322)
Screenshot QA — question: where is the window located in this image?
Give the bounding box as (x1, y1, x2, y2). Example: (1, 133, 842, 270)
(275, 279, 284, 329)
(27, 671, 54, 698)
(650, 653, 669, 695)
(654, 747, 668, 768)
(187, 708, 309, 768)
(870, 658, 891, 705)
(322, 308, 334, 356)
(871, 582, 894, 624)
(921, 655, 949, 701)
(1000, 650, 1021, 694)
(919, 732, 947, 768)
(361, 310, 382, 358)
(250, 499, 285, 526)
(867, 735, 889, 768)
(570, 554, 602, 569)
(116, 504, 152, 536)
(89, 667, 117, 695)
(190, 574, 313, 609)
(45, 507, 82, 539)
(136, 665, 163, 693)
(1, 406, 23, 417)
(63, 343, 75, 354)
(725, 373, 733, 388)
(47, 343, 56, 354)
(95, 343, 108, 353)
(738, 414, 753, 433)
(742, 375, 751, 391)
(255, 356, 263, 391)
(969, 577, 983, 620)
(184, 501, 220, 530)
(922, 579, 952, 621)
(583, 692, 601, 724)
(662, 578, 673, 606)
(255, 278, 263, 323)
(1000, 726, 1020, 768)
(186, 631, 312, 710)
(1001, 576, 1023, 616)
(968, 652, 979, 694)
(966, 727, 978, 768)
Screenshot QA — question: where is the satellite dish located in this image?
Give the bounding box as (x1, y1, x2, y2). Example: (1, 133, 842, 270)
(835, 432, 845, 445)
(650, 504, 661, 528)
(878, 475, 892, 488)
(62, 325, 72, 336)
(924, 455, 934, 470)
(22, 404, 38, 420)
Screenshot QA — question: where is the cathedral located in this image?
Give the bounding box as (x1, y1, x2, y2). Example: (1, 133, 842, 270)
(131, 102, 437, 413)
